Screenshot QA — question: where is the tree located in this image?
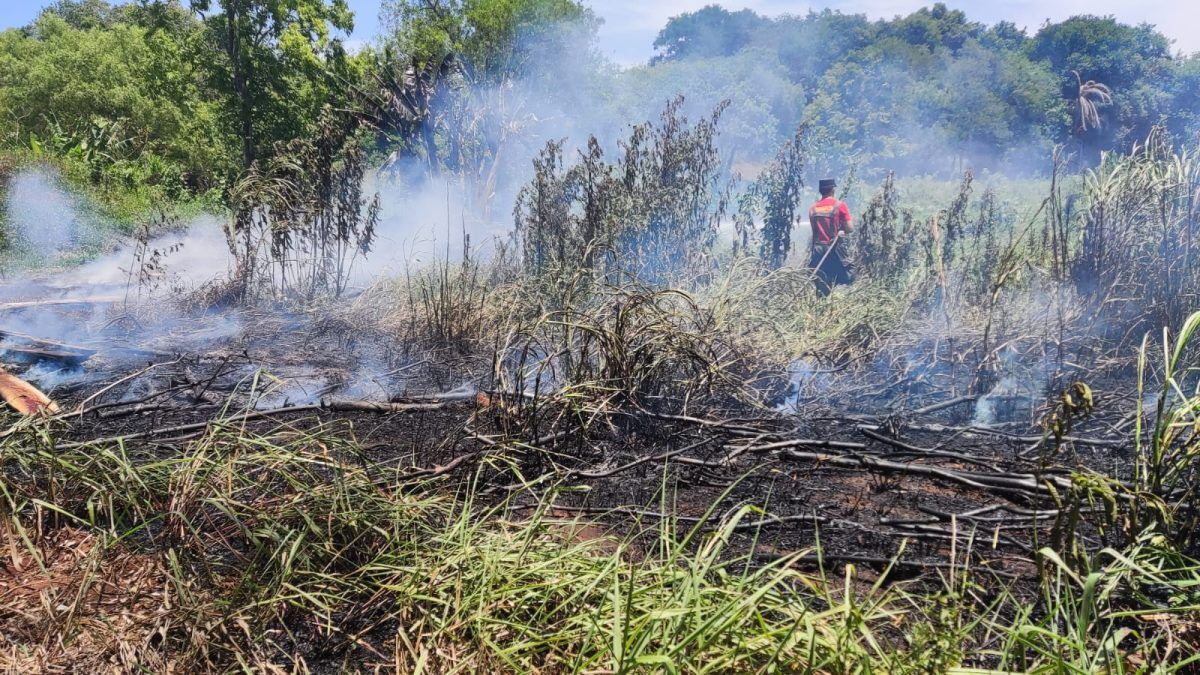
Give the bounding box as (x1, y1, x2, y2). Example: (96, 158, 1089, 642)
(1031, 16, 1171, 91)
(881, 2, 981, 53)
(1168, 56, 1200, 143)
(652, 5, 768, 63)
(980, 20, 1028, 51)
(1032, 16, 1173, 151)
(381, 0, 594, 84)
(932, 42, 1062, 169)
(372, 0, 596, 207)
(762, 10, 876, 92)
(0, 13, 235, 190)
(31, 0, 120, 31)
(613, 48, 802, 162)
(188, 0, 353, 170)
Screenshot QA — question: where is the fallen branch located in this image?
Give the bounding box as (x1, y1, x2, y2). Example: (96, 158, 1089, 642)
(777, 447, 1072, 499)
(644, 411, 778, 437)
(324, 400, 453, 414)
(858, 427, 1002, 471)
(0, 297, 122, 311)
(72, 357, 184, 416)
(755, 550, 1023, 580)
(912, 395, 977, 416)
(53, 398, 467, 450)
(0, 344, 93, 365)
(573, 438, 714, 479)
(530, 503, 830, 532)
(54, 404, 324, 449)
(731, 438, 869, 452)
(869, 421, 1126, 448)
(0, 367, 59, 415)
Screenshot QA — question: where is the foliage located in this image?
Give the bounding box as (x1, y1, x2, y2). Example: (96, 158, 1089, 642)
(0, 0, 1195, 226)
(653, 3, 1190, 173)
(1071, 71, 1113, 133)
(32, 0, 124, 30)
(1128, 310, 1200, 547)
(650, 5, 768, 63)
(1072, 127, 1200, 333)
(362, 0, 600, 220)
(0, 12, 234, 193)
(842, 171, 916, 283)
(735, 125, 809, 268)
(189, 0, 355, 170)
(618, 47, 804, 163)
(228, 111, 380, 302)
(514, 98, 729, 286)
(381, 0, 595, 83)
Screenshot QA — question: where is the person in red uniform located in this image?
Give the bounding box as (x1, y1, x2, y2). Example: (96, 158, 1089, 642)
(808, 178, 854, 296)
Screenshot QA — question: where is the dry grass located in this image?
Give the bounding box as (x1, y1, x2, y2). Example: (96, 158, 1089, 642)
(0, 528, 180, 672)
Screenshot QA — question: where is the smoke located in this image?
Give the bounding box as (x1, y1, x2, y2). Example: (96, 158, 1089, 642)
(0, 166, 484, 404)
(7, 168, 80, 254)
(3, 167, 113, 265)
(338, 354, 394, 401)
(12, 360, 88, 393)
(248, 365, 337, 409)
(355, 172, 508, 278)
(0, 168, 244, 382)
(2, 167, 234, 298)
(774, 357, 832, 412)
(56, 215, 233, 293)
(972, 375, 1035, 427)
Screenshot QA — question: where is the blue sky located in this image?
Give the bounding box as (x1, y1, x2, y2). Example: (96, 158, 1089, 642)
(1, 0, 1196, 64)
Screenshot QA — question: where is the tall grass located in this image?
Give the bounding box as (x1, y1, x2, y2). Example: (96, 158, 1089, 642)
(1131, 311, 1200, 547)
(1072, 128, 1200, 335)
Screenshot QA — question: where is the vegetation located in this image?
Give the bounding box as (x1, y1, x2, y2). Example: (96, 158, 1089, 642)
(514, 97, 729, 286)
(229, 112, 381, 302)
(2, 0, 1200, 672)
(646, 5, 1200, 173)
(1, 0, 1196, 221)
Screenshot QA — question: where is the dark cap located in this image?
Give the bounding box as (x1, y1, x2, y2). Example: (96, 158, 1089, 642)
(818, 178, 837, 191)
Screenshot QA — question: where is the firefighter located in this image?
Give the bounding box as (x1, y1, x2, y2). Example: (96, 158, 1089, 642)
(808, 178, 854, 296)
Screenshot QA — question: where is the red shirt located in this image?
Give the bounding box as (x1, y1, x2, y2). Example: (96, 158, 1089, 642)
(809, 197, 852, 245)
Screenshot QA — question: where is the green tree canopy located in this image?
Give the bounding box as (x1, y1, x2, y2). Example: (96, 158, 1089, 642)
(652, 5, 769, 63)
(0, 11, 235, 190)
(189, 0, 355, 169)
(381, 0, 596, 84)
(31, 0, 122, 31)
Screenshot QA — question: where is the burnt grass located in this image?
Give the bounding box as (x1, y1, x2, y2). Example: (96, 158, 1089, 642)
(11, 302, 1139, 583)
(0, 299, 1155, 671)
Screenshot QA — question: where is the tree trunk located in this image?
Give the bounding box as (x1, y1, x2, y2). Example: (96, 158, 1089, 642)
(225, 5, 254, 169)
(239, 60, 254, 169)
